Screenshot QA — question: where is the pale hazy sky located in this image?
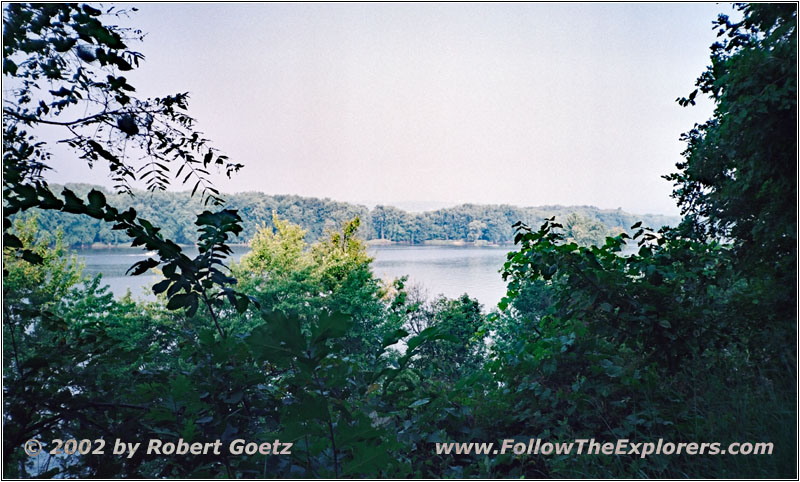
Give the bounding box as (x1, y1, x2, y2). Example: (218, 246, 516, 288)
(42, 2, 732, 215)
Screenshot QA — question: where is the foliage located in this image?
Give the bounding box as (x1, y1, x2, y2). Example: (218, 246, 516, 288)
(669, 2, 796, 353)
(404, 294, 486, 383)
(3, 3, 254, 321)
(670, 3, 796, 261)
(3, 3, 241, 198)
(3, 216, 181, 477)
(484, 4, 797, 476)
(488, 213, 794, 477)
(3, 217, 463, 478)
(234, 216, 401, 363)
(24, 183, 679, 247)
(2, 5, 255, 476)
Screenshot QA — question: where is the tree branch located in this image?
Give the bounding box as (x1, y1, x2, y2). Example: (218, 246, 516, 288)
(3, 108, 117, 127)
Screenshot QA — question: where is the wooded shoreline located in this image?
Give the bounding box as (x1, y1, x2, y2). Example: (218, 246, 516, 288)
(26, 183, 680, 248)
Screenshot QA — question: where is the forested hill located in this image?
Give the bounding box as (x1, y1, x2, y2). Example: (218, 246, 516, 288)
(31, 184, 680, 247)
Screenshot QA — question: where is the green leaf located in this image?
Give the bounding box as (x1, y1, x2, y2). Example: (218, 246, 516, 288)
(166, 292, 192, 310)
(82, 5, 102, 16)
(342, 442, 392, 476)
(127, 258, 158, 276)
(381, 328, 408, 348)
(3, 58, 18, 75)
(87, 189, 106, 210)
(21, 250, 44, 264)
(223, 391, 243, 404)
(311, 312, 350, 343)
(406, 326, 459, 353)
(152, 279, 171, 294)
(185, 293, 199, 317)
(247, 313, 305, 363)
(4, 233, 23, 249)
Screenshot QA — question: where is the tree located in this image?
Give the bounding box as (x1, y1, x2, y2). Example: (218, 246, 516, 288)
(669, 2, 796, 351)
(234, 216, 400, 361)
(490, 5, 797, 476)
(670, 4, 796, 263)
(409, 294, 486, 383)
(2, 4, 242, 198)
(2, 216, 180, 477)
(3, 4, 254, 324)
(467, 220, 486, 242)
(561, 212, 615, 246)
(239, 213, 310, 276)
(22, 183, 681, 248)
(3, 6, 255, 476)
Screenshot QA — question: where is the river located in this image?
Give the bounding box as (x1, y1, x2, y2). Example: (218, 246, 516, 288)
(75, 245, 514, 310)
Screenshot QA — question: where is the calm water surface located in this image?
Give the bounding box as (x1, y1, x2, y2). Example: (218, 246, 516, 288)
(75, 245, 513, 310)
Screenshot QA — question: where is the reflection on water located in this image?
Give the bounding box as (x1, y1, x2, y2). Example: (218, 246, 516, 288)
(75, 245, 514, 309)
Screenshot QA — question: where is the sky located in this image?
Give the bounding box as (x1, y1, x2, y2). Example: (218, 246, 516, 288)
(40, 3, 732, 215)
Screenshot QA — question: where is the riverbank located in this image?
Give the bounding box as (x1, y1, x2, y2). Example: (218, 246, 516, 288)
(84, 239, 514, 249)
(74, 244, 510, 308)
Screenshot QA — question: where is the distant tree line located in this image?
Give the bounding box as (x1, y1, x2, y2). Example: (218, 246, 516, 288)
(28, 183, 679, 247)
